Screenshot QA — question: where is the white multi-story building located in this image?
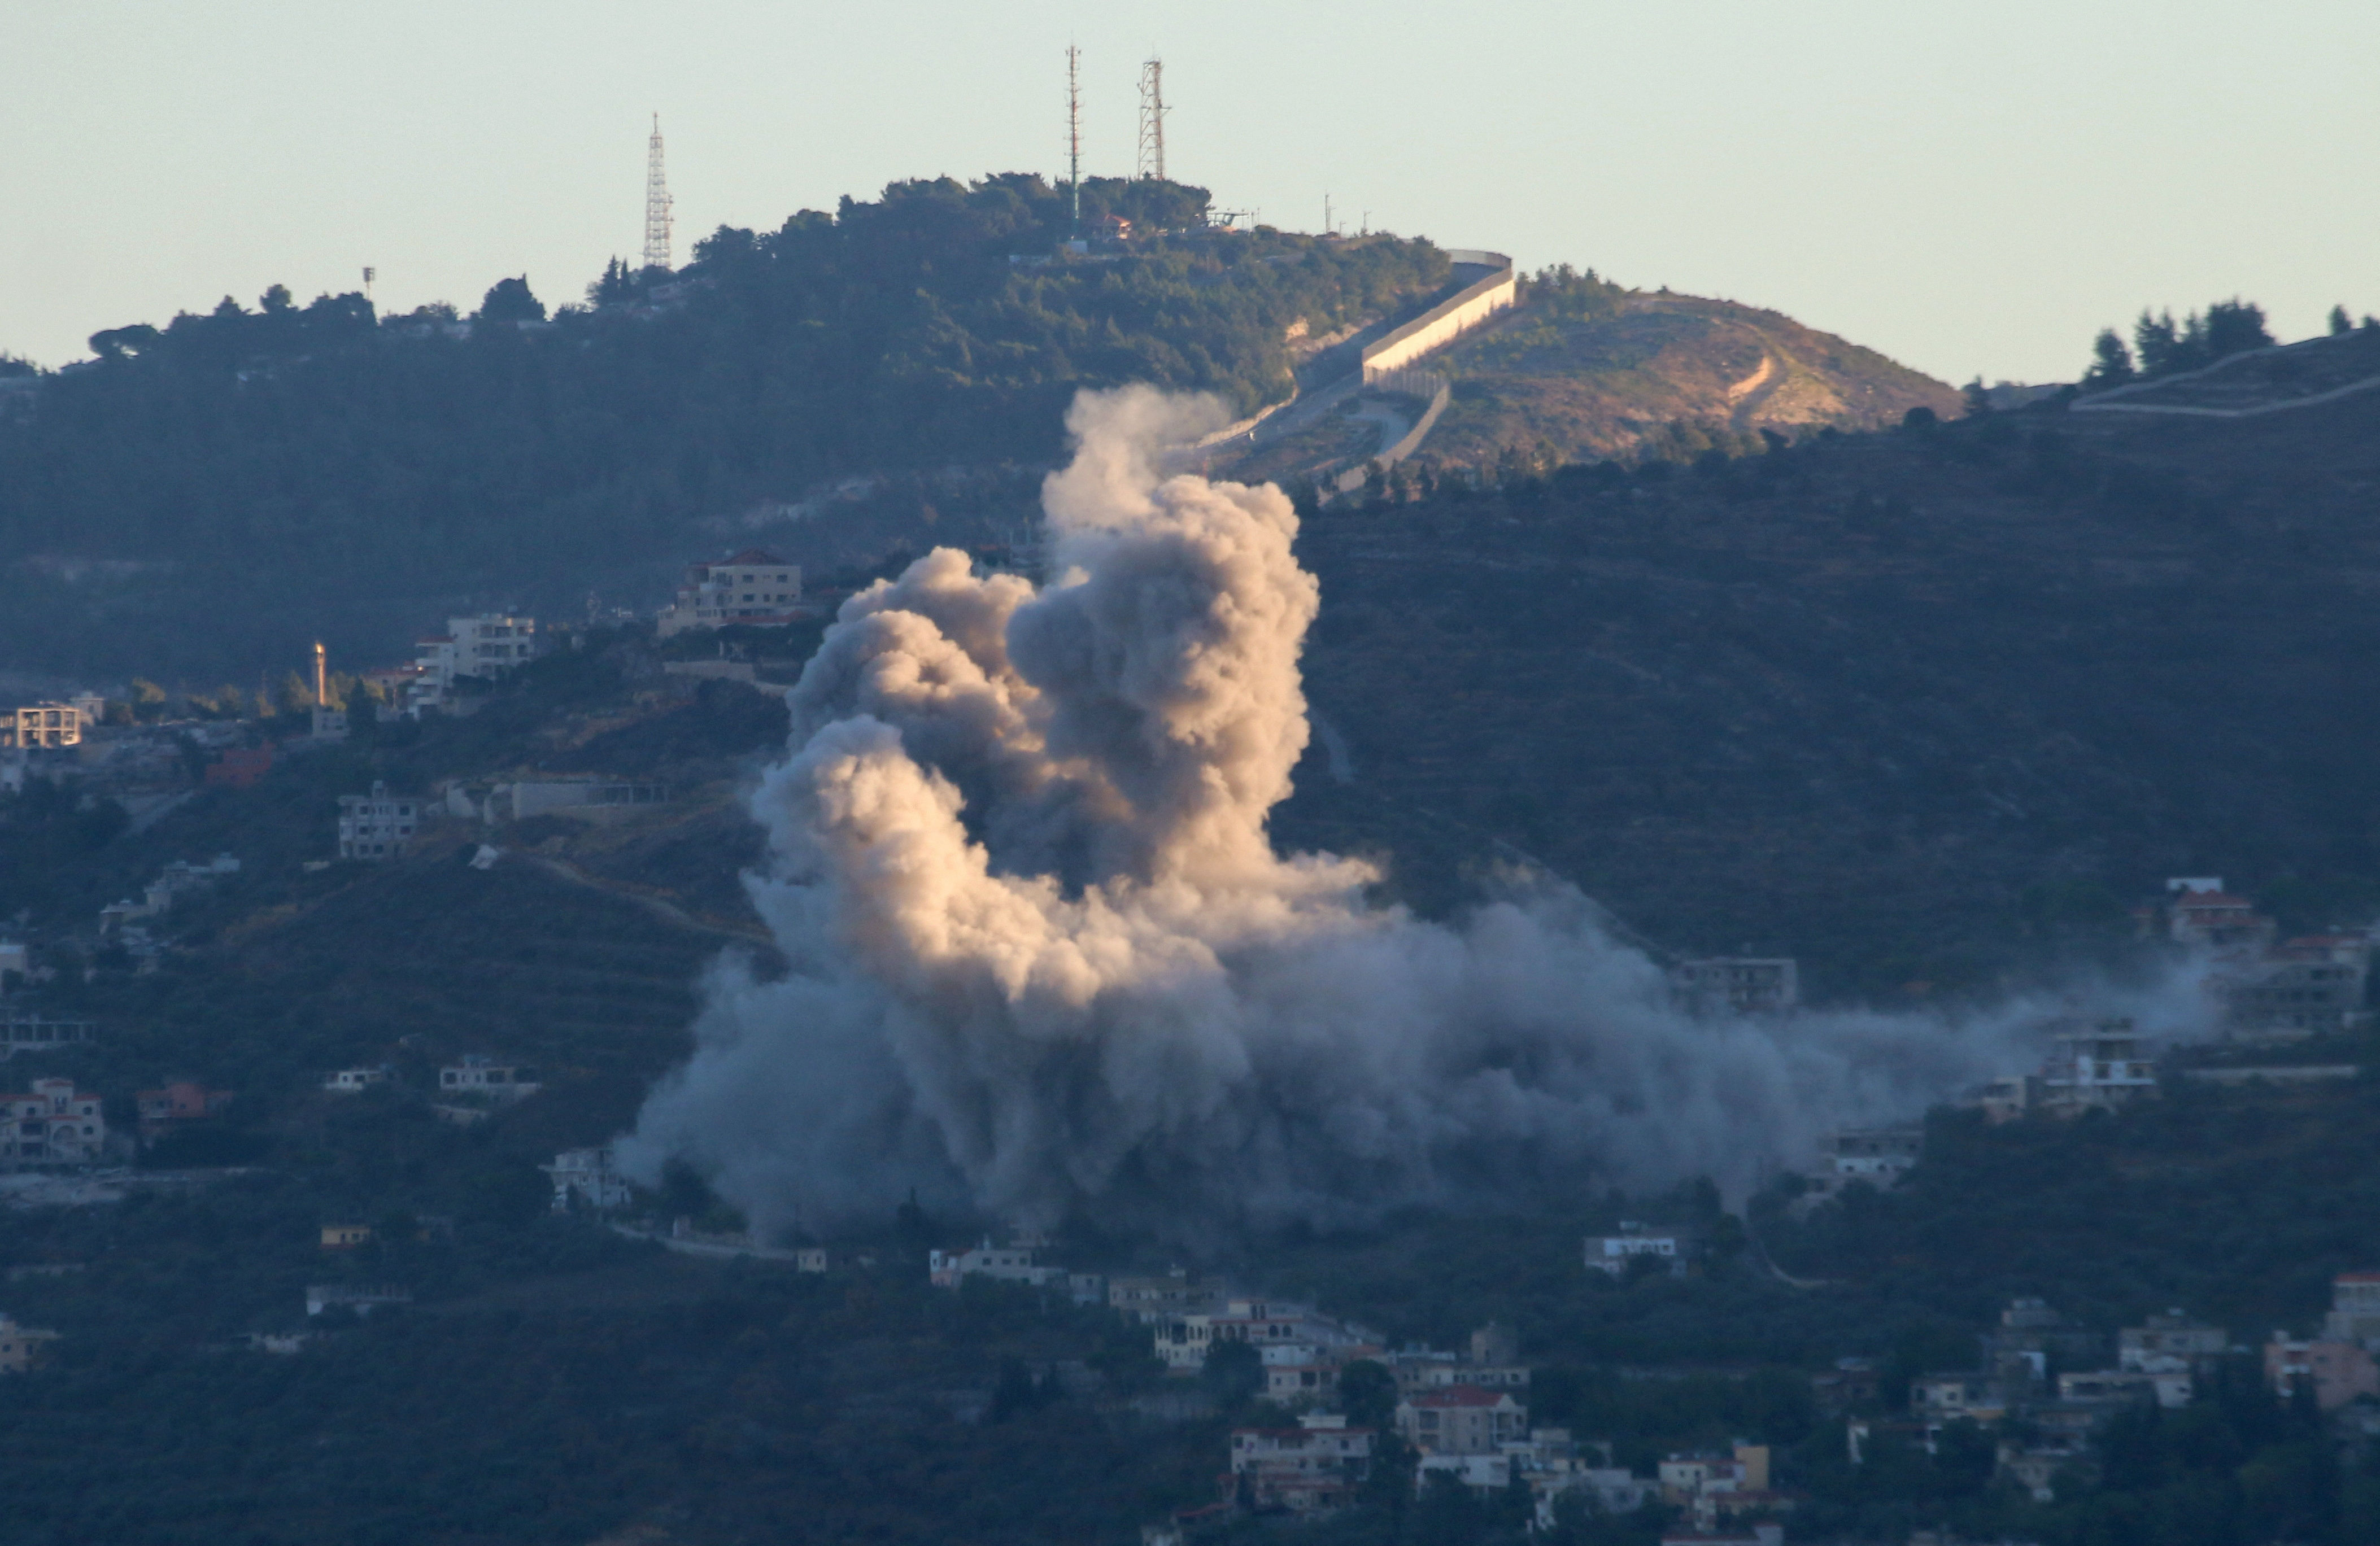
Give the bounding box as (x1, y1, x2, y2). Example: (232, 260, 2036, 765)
(338, 781, 419, 859)
(541, 1146, 634, 1212)
(1394, 1386, 1529, 1455)
(0, 1078, 107, 1167)
(656, 549, 804, 637)
(407, 614, 540, 712)
(2040, 1019, 2157, 1114)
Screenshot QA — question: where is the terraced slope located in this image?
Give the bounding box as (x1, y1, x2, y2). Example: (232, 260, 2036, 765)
(1421, 289, 1961, 469)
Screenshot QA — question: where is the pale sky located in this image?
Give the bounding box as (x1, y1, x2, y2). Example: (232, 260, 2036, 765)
(3, 1, 2374, 385)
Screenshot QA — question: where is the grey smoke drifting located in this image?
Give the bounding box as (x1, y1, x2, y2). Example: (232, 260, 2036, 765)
(620, 386, 2199, 1235)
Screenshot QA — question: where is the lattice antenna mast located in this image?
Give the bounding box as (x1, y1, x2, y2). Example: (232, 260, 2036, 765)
(1065, 47, 1083, 234)
(1136, 56, 1167, 182)
(643, 114, 674, 270)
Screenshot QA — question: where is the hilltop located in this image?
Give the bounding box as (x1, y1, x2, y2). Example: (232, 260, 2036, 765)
(0, 174, 1447, 684)
(1423, 273, 1961, 469)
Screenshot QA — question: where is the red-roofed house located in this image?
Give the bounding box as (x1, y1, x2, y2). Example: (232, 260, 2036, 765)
(656, 550, 804, 637)
(136, 1080, 235, 1141)
(2168, 890, 2276, 951)
(2266, 1333, 2380, 1409)
(1394, 1385, 1528, 1455)
(204, 746, 274, 789)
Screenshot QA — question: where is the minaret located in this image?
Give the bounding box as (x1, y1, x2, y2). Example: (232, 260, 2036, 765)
(643, 115, 674, 271)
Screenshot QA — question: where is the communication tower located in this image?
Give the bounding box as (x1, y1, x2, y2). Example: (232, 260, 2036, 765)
(643, 115, 674, 271)
(1065, 47, 1083, 234)
(1136, 56, 1167, 182)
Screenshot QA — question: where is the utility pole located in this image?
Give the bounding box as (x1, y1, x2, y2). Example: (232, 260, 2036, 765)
(643, 114, 673, 271)
(1065, 46, 1083, 235)
(1324, 193, 1333, 237)
(1136, 56, 1167, 182)
(313, 643, 328, 708)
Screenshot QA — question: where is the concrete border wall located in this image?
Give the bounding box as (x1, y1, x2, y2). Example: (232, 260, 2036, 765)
(1361, 251, 1515, 381)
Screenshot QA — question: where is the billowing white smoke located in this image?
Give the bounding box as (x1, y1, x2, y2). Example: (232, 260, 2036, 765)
(620, 386, 2199, 1237)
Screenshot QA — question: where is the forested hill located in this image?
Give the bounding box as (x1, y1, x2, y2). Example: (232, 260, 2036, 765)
(0, 174, 1448, 683)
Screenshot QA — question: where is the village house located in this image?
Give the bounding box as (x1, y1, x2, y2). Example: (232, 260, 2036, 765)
(320, 1224, 373, 1250)
(1529, 1445, 1657, 1527)
(2158, 879, 2277, 953)
(1811, 1357, 1882, 1413)
(1154, 1296, 1371, 1373)
(1110, 1269, 1217, 1322)
(1658, 1444, 1777, 1526)
(135, 1080, 234, 1141)
(1227, 1412, 1373, 1513)
(0, 1016, 96, 1060)
(437, 1056, 541, 1104)
(204, 745, 274, 789)
(1670, 958, 1799, 1016)
(0, 937, 26, 985)
(406, 614, 540, 714)
(508, 776, 671, 824)
(0, 700, 96, 750)
(0, 1078, 106, 1167)
(2224, 934, 2373, 1040)
(100, 854, 240, 936)
(321, 1068, 388, 1093)
(2121, 1309, 2230, 1373)
(1910, 1374, 2010, 1423)
(2325, 1273, 2380, 1346)
(1583, 1221, 1701, 1277)
(1396, 1385, 1529, 1455)
(0, 1313, 61, 1372)
(794, 1247, 879, 1274)
(2265, 1332, 2380, 1409)
(306, 1284, 411, 1318)
(655, 550, 805, 637)
(929, 1239, 1066, 1290)
(540, 1146, 633, 1212)
(338, 781, 419, 860)
(2038, 1020, 2157, 1116)
(2059, 1368, 2189, 1410)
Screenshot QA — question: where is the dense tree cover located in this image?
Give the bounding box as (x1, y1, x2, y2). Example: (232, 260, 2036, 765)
(0, 174, 1448, 683)
(2080, 298, 2276, 388)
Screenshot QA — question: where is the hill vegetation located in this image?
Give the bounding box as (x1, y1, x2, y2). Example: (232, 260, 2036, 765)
(0, 175, 1446, 684)
(1414, 267, 1959, 472)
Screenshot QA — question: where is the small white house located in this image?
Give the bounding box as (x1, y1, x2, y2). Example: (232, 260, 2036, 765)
(321, 1068, 388, 1094)
(540, 1146, 633, 1212)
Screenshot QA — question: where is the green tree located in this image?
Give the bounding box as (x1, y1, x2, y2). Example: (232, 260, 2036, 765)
(477, 275, 546, 325)
(2083, 327, 2135, 388)
(2330, 304, 2353, 337)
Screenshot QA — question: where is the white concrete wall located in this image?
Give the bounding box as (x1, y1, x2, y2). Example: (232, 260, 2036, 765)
(1361, 253, 1515, 381)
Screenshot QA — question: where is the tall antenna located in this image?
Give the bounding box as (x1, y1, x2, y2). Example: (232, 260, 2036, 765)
(643, 115, 674, 271)
(1136, 56, 1167, 182)
(1065, 47, 1082, 234)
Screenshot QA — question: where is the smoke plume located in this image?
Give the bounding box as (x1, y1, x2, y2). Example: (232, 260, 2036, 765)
(620, 386, 2197, 1236)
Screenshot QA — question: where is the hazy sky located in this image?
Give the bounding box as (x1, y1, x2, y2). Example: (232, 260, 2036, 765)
(5, 2, 2373, 383)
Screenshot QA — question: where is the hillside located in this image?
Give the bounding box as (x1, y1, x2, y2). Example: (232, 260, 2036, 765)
(1424, 272, 1961, 470)
(0, 176, 1447, 684)
(1274, 326, 2380, 998)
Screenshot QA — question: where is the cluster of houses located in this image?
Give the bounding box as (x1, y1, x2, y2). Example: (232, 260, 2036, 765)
(1872, 1283, 2380, 1503)
(2141, 877, 2374, 1042)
